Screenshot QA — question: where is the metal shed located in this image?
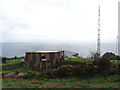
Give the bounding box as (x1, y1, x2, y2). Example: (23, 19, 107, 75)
(24, 51, 64, 70)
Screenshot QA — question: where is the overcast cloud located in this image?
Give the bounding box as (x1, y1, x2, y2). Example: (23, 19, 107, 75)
(0, 0, 119, 43)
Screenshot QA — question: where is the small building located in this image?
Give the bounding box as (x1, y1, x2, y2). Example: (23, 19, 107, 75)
(24, 51, 64, 70)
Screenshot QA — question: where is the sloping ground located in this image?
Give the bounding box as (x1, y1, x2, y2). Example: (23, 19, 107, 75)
(1, 58, 24, 66)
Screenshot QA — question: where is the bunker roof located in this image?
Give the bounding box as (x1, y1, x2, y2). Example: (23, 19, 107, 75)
(26, 50, 63, 53)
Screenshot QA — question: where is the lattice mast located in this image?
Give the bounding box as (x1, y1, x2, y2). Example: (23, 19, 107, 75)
(116, 36, 118, 55)
(97, 5, 101, 57)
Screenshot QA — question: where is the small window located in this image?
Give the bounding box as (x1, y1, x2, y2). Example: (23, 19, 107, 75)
(42, 55, 46, 59)
(42, 54, 46, 61)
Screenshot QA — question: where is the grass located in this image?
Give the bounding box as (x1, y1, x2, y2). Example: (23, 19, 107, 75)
(1, 57, 118, 66)
(2, 75, 120, 88)
(1, 58, 30, 74)
(110, 60, 120, 64)
(66, 58, 119, 64)
(66, 58, 94, 62)
(2, 67, 32, 74)
(1, 58, 24, 66)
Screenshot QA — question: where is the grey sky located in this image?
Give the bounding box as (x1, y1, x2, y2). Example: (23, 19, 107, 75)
(0, 0, 119, 43)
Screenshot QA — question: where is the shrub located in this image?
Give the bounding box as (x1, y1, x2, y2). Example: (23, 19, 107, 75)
(102, 52, 116, 60)
(24, 57, 119, 79)
(42, 64, 75, 79)
(73, 62, 100, 77)
(2, 57, 7, 63)
(118, 63, 120, 75)
(93, 57, 117, 76)
(116, 56, 120, 60)
(40, 70, 55, 79)
(25, 71, 40, 79)
(55, 64, 74, 78)
(73, 63, 88, 77)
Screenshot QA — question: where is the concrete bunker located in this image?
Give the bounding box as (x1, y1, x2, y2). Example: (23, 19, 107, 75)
(24, 51, 64, 70)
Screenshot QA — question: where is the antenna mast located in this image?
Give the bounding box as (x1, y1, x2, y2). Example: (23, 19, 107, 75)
(116, 36, 118, 55)
(97, 5, 101, 57)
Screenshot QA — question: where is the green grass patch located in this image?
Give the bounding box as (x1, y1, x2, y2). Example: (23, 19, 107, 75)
(2, 75, 120, 88)
(66, 58, 94, 62)
(3, 67, 32, 73)
(110, 60, 120, 64)
(66, 58, 119, 64)
(1, 58, 24, 66)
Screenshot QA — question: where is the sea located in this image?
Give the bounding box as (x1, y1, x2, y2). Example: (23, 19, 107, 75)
(0, 42, 117, 58)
